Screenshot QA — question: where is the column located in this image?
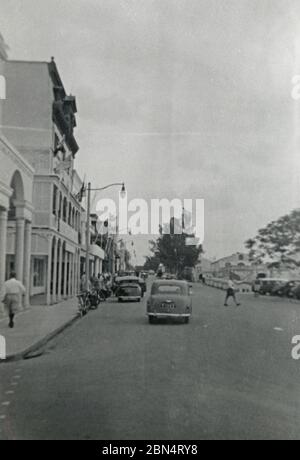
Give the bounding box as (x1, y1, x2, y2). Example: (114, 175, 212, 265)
(57, 241, 63, 303)
(68, 253, 73, 297)
(23, 220, 32, 309)
(46, 237, 52, 306)
(52, 239, 58, 304)
(74, 252, 78, 295)
(0, 209, 8, 314)
(15, 218, 25, 282)
(72, 254, 76, 297)
(63, 251, 68, 298)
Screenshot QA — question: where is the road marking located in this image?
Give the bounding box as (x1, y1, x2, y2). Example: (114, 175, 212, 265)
(1, 402, 10, 407)
(13, 375, 21, 379)
(274, 327, 284, 332)
(5, 390, 14, 395)
(0, 415, 6, 420)
(11, 382, 18, 386)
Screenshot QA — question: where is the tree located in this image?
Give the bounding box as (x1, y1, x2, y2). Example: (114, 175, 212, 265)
(245, 209, 300, 269)
(144, 217, 203, 274)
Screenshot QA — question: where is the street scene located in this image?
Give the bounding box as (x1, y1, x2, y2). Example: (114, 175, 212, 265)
(1, 0, 300, 442)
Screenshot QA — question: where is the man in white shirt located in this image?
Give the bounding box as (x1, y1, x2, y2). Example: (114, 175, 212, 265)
(2, 272, 26, 328)
(224, 276, 241, 307)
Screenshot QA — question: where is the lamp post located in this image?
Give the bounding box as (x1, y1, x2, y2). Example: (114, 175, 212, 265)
(85, 182, 126, 291)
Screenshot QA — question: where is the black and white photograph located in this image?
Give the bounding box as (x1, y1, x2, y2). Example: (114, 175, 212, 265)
(0, 0, 300, 442)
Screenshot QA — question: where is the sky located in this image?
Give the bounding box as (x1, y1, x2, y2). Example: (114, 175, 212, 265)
(0, 0, 300, 264)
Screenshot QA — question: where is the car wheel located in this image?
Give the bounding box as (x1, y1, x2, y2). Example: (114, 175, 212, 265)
(184, 317, 189, 324)
(149, 316, 156, 324)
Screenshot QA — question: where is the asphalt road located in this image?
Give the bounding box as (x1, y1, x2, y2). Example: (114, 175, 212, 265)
(1, 281, 300, 440)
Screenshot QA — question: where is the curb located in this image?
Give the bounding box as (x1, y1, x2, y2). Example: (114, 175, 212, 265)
(0, 312, 81, 363)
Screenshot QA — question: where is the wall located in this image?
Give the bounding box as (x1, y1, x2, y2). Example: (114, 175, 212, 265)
(1, 61, 53, 172)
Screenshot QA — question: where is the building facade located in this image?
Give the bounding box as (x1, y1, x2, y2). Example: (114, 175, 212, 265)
(1, 54, 83, 305)
(0, 37, 34, 311)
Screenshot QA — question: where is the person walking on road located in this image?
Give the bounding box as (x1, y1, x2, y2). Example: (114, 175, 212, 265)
(224, 276, 241, 307)
(2, 272, 26, 328)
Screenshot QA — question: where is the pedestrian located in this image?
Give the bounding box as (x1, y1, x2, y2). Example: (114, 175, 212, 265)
(80, 272, 91, 292)
(224, 276, 241, 307)
(2, 272, 25, 328)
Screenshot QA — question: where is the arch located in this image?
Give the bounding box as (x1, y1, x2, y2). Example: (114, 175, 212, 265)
(8, 170, 25, 218)
(10, 170, 24, 201)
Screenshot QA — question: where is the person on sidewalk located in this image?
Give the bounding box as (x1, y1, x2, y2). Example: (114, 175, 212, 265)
(2, 272, 26, 328)
(224, 276, 241, 307)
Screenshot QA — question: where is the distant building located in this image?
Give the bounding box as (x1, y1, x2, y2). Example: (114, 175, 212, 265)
(211, 252, 252, 272)
(211, 252, 267, 281)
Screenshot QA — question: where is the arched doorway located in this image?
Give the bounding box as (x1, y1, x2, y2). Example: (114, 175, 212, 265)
(6, 170, 25, 280)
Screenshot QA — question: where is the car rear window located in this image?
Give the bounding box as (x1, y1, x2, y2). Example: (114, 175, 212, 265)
(155, 285, 184, 295)
(120, 286, 140, 295)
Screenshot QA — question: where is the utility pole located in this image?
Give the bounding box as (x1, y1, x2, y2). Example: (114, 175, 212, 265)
(85, 182, 125, 290)
(85, 182, 91, 291)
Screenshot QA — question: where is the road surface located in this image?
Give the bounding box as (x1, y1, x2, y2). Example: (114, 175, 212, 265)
(1, 282, 300, 440)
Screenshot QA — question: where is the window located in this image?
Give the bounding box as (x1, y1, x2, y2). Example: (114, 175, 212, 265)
(58, 192, 62, 219)
(52, 185, 58, 216)
(153, 285, 186, 295)
(63, 197, 67, 222)
(54, 134, 59, 155)
(238, 254, 244, 261)
(68, 203, 72, 225)
(33, 258, 45, 287)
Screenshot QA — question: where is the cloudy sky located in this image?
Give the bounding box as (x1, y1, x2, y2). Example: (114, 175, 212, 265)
(0, 0, 299, 263)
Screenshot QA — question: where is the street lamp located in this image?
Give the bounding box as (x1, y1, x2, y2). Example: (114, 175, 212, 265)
(85, 182, 126, 290)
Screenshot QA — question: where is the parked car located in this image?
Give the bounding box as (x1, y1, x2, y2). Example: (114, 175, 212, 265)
(147, 280, 192, 324)
(118, 283, 142, 302)
(273, 280, 300, 297)
(258, 278, 288, 296)
(270, 280, 289, 296)
(115, 276, 146, 298)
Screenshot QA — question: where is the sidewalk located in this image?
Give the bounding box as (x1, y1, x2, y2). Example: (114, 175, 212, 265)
(0, 298, 79, 362)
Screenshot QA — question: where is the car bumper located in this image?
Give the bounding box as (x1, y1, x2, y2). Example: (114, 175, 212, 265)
(147, 312, 191, 318)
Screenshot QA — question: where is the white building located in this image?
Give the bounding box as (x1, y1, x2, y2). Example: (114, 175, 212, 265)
(0, 36, 34, 311)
